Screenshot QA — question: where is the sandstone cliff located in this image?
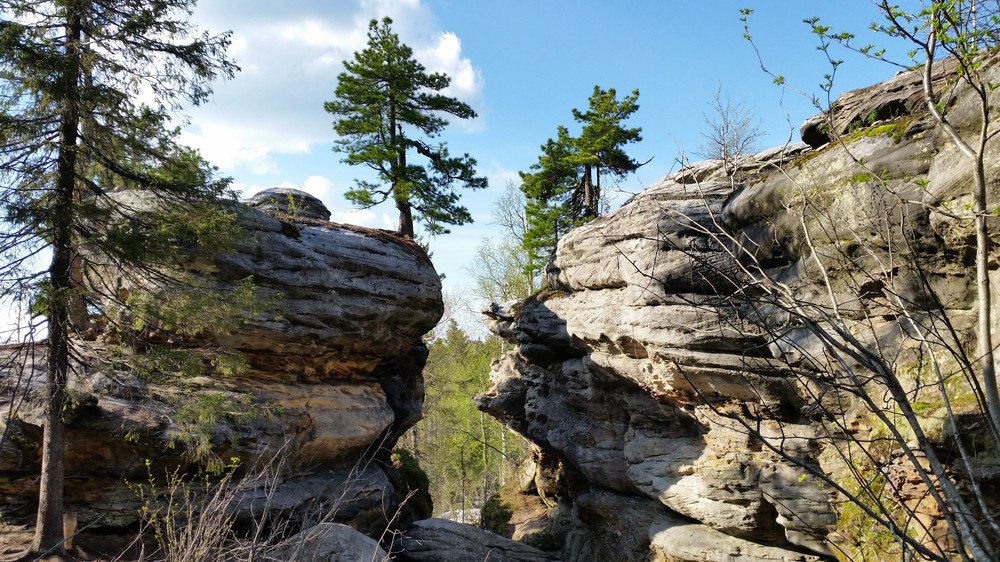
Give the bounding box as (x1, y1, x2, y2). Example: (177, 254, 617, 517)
(478, 61, 1000, 561)
(0, 188, 443, 535)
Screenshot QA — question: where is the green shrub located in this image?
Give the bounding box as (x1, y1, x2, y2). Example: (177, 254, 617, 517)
(480, 493, 514, 535)
(524, 529, 565, 552)
(391, 448, 433, 520)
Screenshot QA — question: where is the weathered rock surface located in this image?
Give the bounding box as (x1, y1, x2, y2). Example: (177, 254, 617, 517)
(0, 189, 443, 537)
(395, 518, 560, 562)
(478, 60, 1000, 560)
(559, 488, 669, 562)
(798, 58, 957, 148)
(649, 513, 823, 562)
(247, 186, 333, 221)
(267, 522, 389, 562)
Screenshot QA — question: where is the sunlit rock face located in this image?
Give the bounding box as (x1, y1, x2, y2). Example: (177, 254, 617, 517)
(478, 61, 1000, 561)
(246, 186, 333, 221)
(0, 188, 443, 533)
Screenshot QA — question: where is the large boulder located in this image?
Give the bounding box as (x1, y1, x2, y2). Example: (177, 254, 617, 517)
(395, 518, 560, 562)
(478, 59, 1000, 560)
(0, 193, 443, 535)
(648, 513, 824, 562)
(246, 186, 333, 221)
(798, 58, 956, 148)
(267, 523, 389, 562)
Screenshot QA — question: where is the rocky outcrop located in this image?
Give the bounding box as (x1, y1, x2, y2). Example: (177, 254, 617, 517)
(268, 522, 389, 562)
(648, 513, 824, 562)
(0, 188, 443, 536)
(394, 518, 560, 562)
(798, 57, 957, 149)
(247, 186, 333, 221)
(479, 60, 1000, 561)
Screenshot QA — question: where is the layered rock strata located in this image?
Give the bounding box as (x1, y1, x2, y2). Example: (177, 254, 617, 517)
(394, 518, 560, 562)
(479, 60, 1000, 561)
(0, 188, 443, 535)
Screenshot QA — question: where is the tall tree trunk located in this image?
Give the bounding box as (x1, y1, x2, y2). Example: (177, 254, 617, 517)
(594, 164, 601, 218)
(460, 446, 466, 522)
(396, 194, 414, 238)
(410, 425, 420, 458)
(480, 411, 489, 505)
(500, 428, 508, 487)
(972, 155, 1000, 435)
(68, 41, 96, 333)
(581, 165, 595, 219)
(67, 253, 89, 332)
(34, 8, 82, 555)
(900, 26, 998, 559)
(389, 112, 414, 238)
(917, 30, 1000, 443)
(970, 48, 1000, 442)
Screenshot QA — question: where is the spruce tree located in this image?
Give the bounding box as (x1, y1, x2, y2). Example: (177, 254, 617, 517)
(325, 17, 487, 238)
(0, 0, 236, 554)
(520, 86, 643, 273)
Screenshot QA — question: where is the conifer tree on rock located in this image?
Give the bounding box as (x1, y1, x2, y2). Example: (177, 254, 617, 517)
(0, 0, 237, 555)
(570, 86, 643, 219)
(520, 86, 643, 273)
(325, 17, 487, 238)
(520, 130, 579, 275)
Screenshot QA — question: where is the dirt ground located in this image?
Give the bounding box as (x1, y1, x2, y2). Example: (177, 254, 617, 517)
(0, 524, 147, 562)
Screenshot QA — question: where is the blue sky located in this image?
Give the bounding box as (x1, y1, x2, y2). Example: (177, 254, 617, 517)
(180, 0, 918, 331)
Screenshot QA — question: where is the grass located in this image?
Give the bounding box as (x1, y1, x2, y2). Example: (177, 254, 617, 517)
(834, 467, 906, 562)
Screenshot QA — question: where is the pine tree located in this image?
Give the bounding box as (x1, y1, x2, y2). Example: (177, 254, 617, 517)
(325, 17, 487, 238)
(571, 86, 643, 219)
(519, 130, 579, 274)
(0, 1, 236, 554)
(520, 86, 643, 273)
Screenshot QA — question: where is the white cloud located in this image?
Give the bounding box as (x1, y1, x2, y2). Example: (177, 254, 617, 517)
(181, 120, 314, 176)
(333, 208, 376, 225)
(302, 175, 335, 198)
(185, 0, 486, 180)
(231, 182, 273, 199)
(485, 163, 520, 190)
(416, 32, 485, 132)
(330, 208, 395, 231)
(228, 34, 251, 58)
(418, 32, 484, 103)
(368, 0, 421, 10)
(381, 213, 397, 230)
(280, 20, 348, 48)
(234, 176, 332, 199)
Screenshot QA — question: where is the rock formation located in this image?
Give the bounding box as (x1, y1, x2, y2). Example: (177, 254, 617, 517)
(268, 522, 389, 562)
(246, 186, 333, 221)
(0, 188, 443, 536)
(5, 57, 1000, 562)
(395, 518, 560, 562)
(478, 60, 1000, 561)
